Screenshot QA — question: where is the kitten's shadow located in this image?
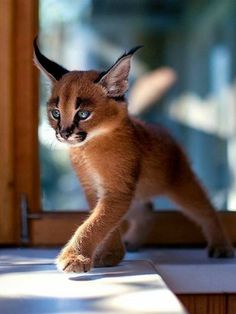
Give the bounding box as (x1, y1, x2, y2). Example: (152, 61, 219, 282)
(69, 270, 139, 281)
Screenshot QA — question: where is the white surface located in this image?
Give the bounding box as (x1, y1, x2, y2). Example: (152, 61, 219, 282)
(1, 247, 236, 314)
(0, 249, 186, 314)
(126, 248, 236, 294)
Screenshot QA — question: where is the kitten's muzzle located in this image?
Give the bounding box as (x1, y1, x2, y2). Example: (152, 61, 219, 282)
(57, 129, 87, 143)
(60, 128, 73, 140)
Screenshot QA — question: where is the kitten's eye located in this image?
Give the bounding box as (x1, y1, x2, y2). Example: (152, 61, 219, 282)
(51, 109, 60, 120)
(77, 110, 90, 120)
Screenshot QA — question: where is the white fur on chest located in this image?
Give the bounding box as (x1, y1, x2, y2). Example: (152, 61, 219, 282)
(80, 155, 104, 199)
(89, 166, 104, 199)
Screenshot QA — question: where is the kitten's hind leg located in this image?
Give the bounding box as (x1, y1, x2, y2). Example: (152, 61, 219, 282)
(167, 166, 234, 258)
(123, 200, 155, 252)
(93, 227, 125, 267)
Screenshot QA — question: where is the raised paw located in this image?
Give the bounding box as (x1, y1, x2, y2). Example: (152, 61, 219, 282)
(56, 246, 92, 273)
(208, 244, 235, 258)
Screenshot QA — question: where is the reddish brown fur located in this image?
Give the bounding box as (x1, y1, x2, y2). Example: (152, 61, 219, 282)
(34, 47, 234, 273)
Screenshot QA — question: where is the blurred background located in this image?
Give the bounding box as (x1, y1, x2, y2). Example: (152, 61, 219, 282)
(38, 0, 236, 212)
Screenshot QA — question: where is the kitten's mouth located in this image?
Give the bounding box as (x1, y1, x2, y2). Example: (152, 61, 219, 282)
(56, 131, 87, 145)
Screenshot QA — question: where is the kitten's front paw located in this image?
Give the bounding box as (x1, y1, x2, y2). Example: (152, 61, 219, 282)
(208, 244, 235, 258)
(56, 246, 92, 273)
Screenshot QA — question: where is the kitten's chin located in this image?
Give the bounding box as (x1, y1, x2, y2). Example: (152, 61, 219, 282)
(66, 139, 86, 147)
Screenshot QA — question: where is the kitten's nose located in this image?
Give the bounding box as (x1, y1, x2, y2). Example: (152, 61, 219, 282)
(60, 128, 72, 139)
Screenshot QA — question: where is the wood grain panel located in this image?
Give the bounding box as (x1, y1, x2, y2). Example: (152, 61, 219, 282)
(147, 212, 236, 246)
(178, 294, 226, 314)
(14, 1, 40, 216)
(228, 295, 236, 314)
(30, 211, 236, 246)
(0, 0, 16, 243)
(0, 0, 39, 244)
(30, 212, 89, 245)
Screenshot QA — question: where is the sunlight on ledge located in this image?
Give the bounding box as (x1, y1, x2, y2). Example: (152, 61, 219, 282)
(110, 289, 184, 313)
(0, 272, 162, 299)
(0, 270, 184, 313)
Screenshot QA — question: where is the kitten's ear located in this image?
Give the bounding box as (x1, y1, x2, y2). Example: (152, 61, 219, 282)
(97, 46, 143, 97)
(33, 37, 69, 82)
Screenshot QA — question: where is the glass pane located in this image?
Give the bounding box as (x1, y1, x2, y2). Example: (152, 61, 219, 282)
(39, 0, 236, 211)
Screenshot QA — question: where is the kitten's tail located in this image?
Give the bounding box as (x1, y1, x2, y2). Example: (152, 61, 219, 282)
(128, 67, 177, 115)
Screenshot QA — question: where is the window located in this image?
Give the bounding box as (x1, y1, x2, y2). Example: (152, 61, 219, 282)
(39, 0, 236, 212)
(1, 0, 236, 245)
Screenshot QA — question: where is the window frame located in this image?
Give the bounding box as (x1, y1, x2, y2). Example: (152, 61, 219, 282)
(0, 0, 236, 247)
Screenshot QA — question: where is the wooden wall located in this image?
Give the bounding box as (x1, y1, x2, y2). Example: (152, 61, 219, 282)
(0, 0, 16, 243)
(179, 294, 236, 314)
(0, 0, 39, 244)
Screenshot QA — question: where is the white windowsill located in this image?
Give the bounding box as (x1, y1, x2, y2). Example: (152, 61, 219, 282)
(0, 248, 186, 314)
(126, 248, 236, 294)
(1, 247, 236, 313)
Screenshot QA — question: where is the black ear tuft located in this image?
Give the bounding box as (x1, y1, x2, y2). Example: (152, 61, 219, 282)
(96, 45, 143, 98)
(115, 45, 143, 63)
(33, 36, 69, 82)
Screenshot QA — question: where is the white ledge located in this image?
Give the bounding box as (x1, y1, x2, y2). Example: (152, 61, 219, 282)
(2, 247, 235, 313)
(126, 248, 236, 294)
(0, 248, 186, 314)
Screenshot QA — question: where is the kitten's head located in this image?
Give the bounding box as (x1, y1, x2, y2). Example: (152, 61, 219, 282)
(33, 38, 141, 146)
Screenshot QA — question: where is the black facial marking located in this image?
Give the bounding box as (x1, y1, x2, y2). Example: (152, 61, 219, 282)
(48, 96, 59, 107)
(77, 131, 87, 142)
(73, 113, 80, 126)
(75, 97, 82, 109)
(54, 96, 59, 107)
(111, 95, 126, 102)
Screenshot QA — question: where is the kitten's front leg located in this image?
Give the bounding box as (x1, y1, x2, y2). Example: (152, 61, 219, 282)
(56, 196, 132, 273)
(94, 227, 125, 267)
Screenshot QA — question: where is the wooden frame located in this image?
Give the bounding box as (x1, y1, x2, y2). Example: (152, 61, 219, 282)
(0, 0, 16, 244)
(179, 294, 236, 314)
(14, 0, 40, 217)
(30, 211, 236, 246)
(0, 0, 39, 245)
(0, 0, 236, 247)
